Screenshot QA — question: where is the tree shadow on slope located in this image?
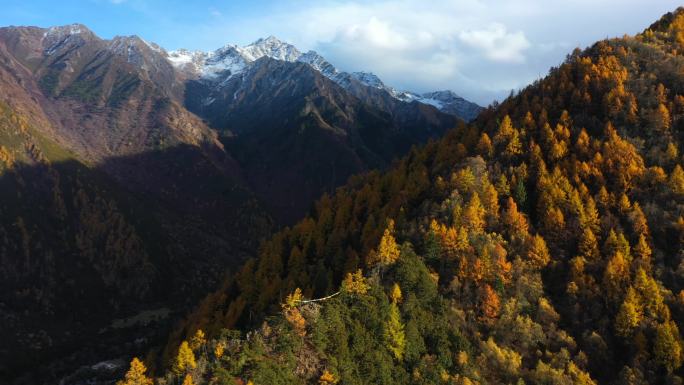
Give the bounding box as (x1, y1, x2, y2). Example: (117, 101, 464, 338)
(0, 144, 272, 384)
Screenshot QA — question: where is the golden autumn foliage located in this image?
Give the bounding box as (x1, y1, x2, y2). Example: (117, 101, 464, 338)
(479, 284, 500, 322)
(654, 321, 683, 373)
(182, 374, 195, 385)
(615, 287, 642, 337)
(390, 283, 402, 304)
(117, 358, 153, 385)
(502, 197, 528, 238)
(190, 329, 206, 351)
(476, 133, 493, 158)
(214, 341, 225, 359)
(319, 369, 338, 385)
(632, 234, 652, 272)
(173, 341, 197, 375)
(578, 228, 599, 262)
(603, 251, 630, 303)
(479, 337, 521, 379)
(342, 269, 369, 295)
(633, 268, 664, 317)
(280, 288, 307, 336)
(494, 115, 523, 157)
(526, 234, 551, 268)
(284, 307, 307, 337)
(463, 193, 486, 234)
(144, 11, 684, 385)
(385, 302, 405, 360)
(283, 288, 303, 310)
(377, 219, 400, 266)
(670, 164, 684, 194)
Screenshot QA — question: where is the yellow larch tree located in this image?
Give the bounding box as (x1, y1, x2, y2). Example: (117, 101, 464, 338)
(654, 320, 683, 373)
(614, 287, 642, 337)
(319, 369, 339, 385)
(527, 234, 551, 269)
(670, 164, 684, 194)
(463, 193, 486, 234)
(385, 301, 406, 360)
(189, 329, 206, 351)
(602, 251, 630, 304)
(182, 374, 195, 385)
(390, 283, 402, 304)
(214, 341, 226, 359)
(342, 269, 369, 295)
(173, 341, 196, 375)
(479, 284, 501, 322)
(117, 357, 153, 385)
(476, 133, 493, 158)
(378, 219, 400, 265)
(282, 288, 307, 337)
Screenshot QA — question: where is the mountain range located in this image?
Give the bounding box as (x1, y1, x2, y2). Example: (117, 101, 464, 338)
(0, 22, 478, 383)
(7, 7, 684, 385)
(167, 35, 483, 122)
(126, 7, 684, 385)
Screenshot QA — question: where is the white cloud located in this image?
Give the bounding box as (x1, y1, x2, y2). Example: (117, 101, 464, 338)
(209, 8, 222, 18)
(459, 23, 530, 63)
(168, 0, 682, 105)
(335, 17, 415, 50)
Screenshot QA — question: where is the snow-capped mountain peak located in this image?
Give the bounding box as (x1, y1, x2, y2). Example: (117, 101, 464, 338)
(42, 23, 96, 55)
(168, 36, 302, 79)
(167, 49, 207, 73)
(167, 36, 482, 120)
(296, 50, 339, 78)
(350, 72, 386, 89)
(238, 35, 301, 62)
(43, 23, 88, 38)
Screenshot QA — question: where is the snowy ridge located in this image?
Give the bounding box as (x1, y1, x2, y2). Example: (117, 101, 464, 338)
(350, 72, 386, 89)
(238, 36, 301, 62)
(42, 23, 93, 55)
(42, 23, 85, 38)
(167, 36, 482, 120)
(167, 49, 207, 72)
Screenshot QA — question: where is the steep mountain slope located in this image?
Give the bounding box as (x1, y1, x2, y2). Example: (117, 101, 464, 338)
(174, 37, 463, 224)
(1, 25, 204, 160)
(0, 23, 465, 384)
(185, 57, 459, 222)
(0, 24, 273, 382)
(148, 8, 684, 385)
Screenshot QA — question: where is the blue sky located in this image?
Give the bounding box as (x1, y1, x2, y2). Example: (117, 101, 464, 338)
(1, 0, 681, 104)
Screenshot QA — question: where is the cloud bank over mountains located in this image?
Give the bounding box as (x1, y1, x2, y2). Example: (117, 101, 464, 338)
(181, 0, 677, 104)
(6, 0, 681, 104)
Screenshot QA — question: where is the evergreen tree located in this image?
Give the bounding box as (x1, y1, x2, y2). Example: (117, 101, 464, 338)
(385, 302, 406, 361)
